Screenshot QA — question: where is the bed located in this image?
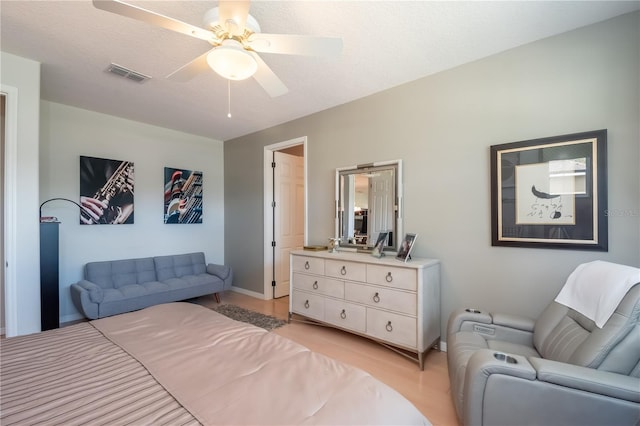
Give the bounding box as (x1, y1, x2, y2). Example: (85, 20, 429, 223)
(1, 302, 430, 425)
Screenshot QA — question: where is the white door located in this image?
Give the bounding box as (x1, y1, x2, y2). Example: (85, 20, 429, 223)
(368, 171, 394, 245)
(273, 151, 304, 298)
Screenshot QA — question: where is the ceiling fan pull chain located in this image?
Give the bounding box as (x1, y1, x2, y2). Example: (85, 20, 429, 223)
(227, 79, 232, 118)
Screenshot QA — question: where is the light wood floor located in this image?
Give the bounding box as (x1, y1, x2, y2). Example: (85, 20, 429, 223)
(194, 291, 460, 426)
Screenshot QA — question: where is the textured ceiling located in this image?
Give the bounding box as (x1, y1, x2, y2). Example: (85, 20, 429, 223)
(2, 1, 638, 141)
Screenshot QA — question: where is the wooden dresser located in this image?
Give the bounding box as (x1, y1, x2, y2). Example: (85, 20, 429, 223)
(289, 249, 440, 369)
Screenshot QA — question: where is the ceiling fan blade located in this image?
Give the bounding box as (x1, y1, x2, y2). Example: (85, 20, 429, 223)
(218, 1, 251, 36)
(248, 34, 343, 57)
(92, 0, 213, 42)
(166, 50, 212, 82)
(250, 52, 288, 98)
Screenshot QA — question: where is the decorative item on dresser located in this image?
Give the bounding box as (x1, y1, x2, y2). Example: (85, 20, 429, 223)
(289, 249, 441, 369)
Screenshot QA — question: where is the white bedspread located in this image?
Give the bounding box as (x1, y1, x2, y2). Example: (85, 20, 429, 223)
(92, 302, 430, 425)
(555, 260, 640, 328)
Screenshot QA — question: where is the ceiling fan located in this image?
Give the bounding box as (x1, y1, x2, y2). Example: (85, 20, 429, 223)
(92, 0, 343, 97)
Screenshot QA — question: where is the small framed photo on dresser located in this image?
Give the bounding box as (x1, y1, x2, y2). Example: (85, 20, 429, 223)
(370, 231, 389, 258)
(396, 233, 417, 262)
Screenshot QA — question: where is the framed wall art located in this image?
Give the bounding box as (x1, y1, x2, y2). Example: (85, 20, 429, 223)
(164, 167, 203, 224)
(490, 129, 607, 250)
(79, 156, 134, 225)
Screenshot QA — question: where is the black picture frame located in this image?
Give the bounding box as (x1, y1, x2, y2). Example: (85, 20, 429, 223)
(490, 129, 607, 251)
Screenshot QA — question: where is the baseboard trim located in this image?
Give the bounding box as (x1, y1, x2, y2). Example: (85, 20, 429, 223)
(60, 312, 84, 324)
(439, 341, 447, 352)
(230, 286, 267, 300)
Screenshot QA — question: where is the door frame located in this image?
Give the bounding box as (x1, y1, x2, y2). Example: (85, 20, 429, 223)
(2, 85, 18, 337)
(263, 136, 308, 300)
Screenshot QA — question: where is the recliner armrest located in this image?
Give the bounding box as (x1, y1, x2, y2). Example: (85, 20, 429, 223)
(492, 313, 535, 332)
(73, 280, 104, 303)
(447, 308, 493, 333)
(464, 349, 537, 423)
(530, 357, 640, 402)
(448, 308, 535, 348)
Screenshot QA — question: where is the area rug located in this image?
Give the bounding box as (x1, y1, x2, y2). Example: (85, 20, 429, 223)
(210, 304, 287, 331)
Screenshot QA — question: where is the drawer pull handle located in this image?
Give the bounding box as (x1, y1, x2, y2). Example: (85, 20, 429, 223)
(386, 272, 393, 282)
(373, 292, 380, 303)
(386, 321, 393, 332)
(304, 300, 310, 309)
(312, 281, 319, 290)
(304, 261, 310, 270)
(340, 309, 346, 319)
(340, 266, 347, 275)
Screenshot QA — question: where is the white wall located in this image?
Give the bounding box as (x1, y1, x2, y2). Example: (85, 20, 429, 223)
(40, 101, 225, 323)
(1, 52, 41, 336)
(224, 12, 640, 338)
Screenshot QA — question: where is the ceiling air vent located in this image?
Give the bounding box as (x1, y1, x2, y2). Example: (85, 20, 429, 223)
(106, 63, 151, 83)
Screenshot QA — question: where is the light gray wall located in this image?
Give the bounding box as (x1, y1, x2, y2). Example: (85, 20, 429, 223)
(39, 101, 225, 323)
(225, 12, 640, 339)
(1, 52, 42, 336)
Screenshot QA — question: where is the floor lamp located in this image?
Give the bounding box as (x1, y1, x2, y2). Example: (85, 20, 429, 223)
(39, 198, 87, 331)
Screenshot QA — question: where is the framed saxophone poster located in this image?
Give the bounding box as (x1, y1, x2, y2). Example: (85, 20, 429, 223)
(164, 167, 203, 224)
(79, 156, 135, 224)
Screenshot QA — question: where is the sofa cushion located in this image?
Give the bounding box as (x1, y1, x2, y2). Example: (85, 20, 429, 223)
(85, 257, 156, 289)
(155, 253, 206, 280)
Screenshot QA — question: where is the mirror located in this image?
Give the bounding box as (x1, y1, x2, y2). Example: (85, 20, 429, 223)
(335, 160, 403, 252)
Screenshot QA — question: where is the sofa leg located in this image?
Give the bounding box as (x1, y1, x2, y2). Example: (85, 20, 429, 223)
(214, 293, 221, 303)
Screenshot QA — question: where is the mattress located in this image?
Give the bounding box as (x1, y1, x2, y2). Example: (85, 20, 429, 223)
(1, 302, 430, 425)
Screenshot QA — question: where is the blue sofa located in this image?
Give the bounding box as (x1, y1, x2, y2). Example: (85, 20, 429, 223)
(70, 252, 233, 319)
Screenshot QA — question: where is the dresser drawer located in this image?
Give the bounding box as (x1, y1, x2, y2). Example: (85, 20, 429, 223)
(291, 290, 324, 321)
(292, 255, 324, 275)
(366, 264, 416, 291)
(345, 282, 416, 315)
(324, 299, 366, 333)
(292, 273, 344, 298)
(366, 308, 417, 349)
(325, 259, 366, 282)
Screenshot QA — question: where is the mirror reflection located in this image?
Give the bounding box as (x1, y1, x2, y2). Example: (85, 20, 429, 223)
(336, 160, 403, 251)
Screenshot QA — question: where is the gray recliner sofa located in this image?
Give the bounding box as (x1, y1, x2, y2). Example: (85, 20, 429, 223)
(447, 281, 640, 426)
(70, 252, 233, 319)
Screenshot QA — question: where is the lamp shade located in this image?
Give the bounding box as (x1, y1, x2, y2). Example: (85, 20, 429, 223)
(207, 40, 258, 81)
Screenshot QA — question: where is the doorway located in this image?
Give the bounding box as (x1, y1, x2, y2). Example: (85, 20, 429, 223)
(263, 137, 307, 300)
(2, 85, 18, 337)
(1, 94, 5, 335)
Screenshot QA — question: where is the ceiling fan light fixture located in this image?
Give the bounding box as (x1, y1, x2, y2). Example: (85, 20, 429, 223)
(207, 40, 257, 81)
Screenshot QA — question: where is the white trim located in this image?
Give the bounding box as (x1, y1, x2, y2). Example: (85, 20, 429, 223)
(263, 137, 308, 300)
(1, 85, 18, 337)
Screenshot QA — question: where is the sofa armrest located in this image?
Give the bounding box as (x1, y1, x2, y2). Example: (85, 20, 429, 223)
(530, 357, 640, 402)
(207, 264, 233, 289)
(74, 280, 104, 303)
